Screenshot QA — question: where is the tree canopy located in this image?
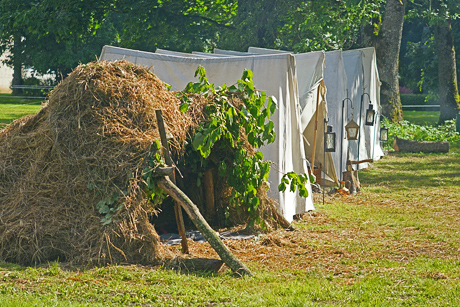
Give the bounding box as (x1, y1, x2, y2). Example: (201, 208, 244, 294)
(1, 0, 459, 122)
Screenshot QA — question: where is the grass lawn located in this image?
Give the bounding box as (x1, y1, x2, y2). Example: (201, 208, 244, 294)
(0, 94, 44, 127)
(0, 100, 459, 306)
(403, 110, 440, 126)
(1, 150, 459, 306)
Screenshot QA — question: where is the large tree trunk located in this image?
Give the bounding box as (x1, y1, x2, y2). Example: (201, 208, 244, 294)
(11, 34, 23, 96)
(432, 1, 459, 124)
(374, 0, 406, 122)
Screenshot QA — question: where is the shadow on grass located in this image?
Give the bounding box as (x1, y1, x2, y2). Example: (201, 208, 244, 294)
(360, 151, 460, 190)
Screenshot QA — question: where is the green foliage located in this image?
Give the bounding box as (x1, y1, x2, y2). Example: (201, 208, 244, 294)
(87, 182, 123, 226)
(275, 0, 382, 52)
(381, 116, 460, 150)
(142, 140, 169, 207)
(180, 66, 277, 226)
(278, 172, 310, 198)
(400, 94, 430, 105)
(2, 150, 460, 305)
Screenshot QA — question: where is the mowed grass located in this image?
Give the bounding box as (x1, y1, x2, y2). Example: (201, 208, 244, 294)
(1, 102, 459, 305)
(403, 110, 440, 126)
(0, 94, 44, 127)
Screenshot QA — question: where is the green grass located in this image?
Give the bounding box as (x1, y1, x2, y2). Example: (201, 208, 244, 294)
(1, 106, 459, 305)
(0, 94, 44, 127)
(403, 110, 439, 126)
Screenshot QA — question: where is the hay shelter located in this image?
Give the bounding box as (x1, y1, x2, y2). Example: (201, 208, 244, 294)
(0, 61, 210, 266)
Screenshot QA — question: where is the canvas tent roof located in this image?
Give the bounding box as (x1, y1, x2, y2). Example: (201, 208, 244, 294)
(99, 45, 313, 222)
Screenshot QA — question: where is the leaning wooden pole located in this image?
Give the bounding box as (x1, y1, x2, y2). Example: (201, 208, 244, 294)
(157, 176, 254, 277)
(155, 110, 189, 254)
(310, 85, 321, 169)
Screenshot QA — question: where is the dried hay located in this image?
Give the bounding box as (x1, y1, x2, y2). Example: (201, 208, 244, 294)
(0, 60, 279, 266)
(0, 61, 200, 266)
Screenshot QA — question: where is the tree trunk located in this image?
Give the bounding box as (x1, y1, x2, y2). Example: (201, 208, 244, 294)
(374, 0, 406, 122)
(11, 34, 23, 96)
(432, 1, 459, 124)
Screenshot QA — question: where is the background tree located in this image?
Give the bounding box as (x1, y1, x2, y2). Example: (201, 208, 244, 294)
(399, 0, 460, 123)
(431, 0, 459, 123)
(0, 0, 30, 94)
(372, 0, 407, 122)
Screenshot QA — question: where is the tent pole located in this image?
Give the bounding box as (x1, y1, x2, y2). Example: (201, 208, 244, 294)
(323, 119, 327, 206)
(310, 85, 321, 170)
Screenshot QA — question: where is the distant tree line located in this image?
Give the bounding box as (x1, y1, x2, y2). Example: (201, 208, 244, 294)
(0, 0, 458, 123)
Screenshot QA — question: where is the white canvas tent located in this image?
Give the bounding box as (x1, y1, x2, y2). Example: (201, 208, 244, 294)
(341, 50, 366, 170)
(248, 47, 385, 179)
(323, 50, 349, 180)
(343, 47, 384, 164)
(246, 47, 345, 183)
(99, 45, 313, 222)
(198, 48, 338, 185)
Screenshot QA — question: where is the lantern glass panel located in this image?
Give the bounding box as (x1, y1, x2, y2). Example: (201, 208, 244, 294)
(380, 127, 388, 141)
(347, 127, 358, 139)
(365, 109, 375, 126)
(325, 131, 336, 152)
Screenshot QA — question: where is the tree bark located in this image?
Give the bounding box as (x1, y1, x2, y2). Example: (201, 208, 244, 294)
(374, 0, 406, 122)
(432, 1, 459, 124)
(11, 34, 23, 96)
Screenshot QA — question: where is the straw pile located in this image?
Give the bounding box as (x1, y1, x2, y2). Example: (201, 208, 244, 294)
(0, 61, 202, 266)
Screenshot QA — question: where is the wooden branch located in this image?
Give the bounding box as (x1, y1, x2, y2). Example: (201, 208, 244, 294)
(157, 176, 254, 277)
(348, 159, 374, 165)
(156, 109, 189, 254)
(152, 167, 175, 177)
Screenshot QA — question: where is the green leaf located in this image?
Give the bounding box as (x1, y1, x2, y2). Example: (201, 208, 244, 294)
(192, 132, 206, 150)
(269, 97, 277, 115)
(179, 102, 189, 113)
(278, 182, 286, 192)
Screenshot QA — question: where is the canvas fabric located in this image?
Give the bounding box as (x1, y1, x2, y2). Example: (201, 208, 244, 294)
(100, 45, 313, 222)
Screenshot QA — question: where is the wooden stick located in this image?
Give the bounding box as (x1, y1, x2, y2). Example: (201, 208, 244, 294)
(152, 167, 175, 177)
(155, 110, 189, 254)
(203, 169, 215, 221)
(310, 85, 321, 168)
(347, 159, 374, 165)
(157, 176, 254, 277)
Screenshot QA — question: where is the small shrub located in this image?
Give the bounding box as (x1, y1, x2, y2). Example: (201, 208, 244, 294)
(381, 117, 460, 150)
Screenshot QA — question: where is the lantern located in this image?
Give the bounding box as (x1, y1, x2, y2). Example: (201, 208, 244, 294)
(325, 125, 336, 152)
(380, 126, 389, 142)
(365, 103, 375, 126)
(345, 119, 359, 140)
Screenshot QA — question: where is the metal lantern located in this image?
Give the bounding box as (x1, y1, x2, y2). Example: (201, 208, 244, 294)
(325, 125, 336, 152)
(365, 103, 375, 126)
(345, 119, 360, 140)
(380, 126, 389, 142)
